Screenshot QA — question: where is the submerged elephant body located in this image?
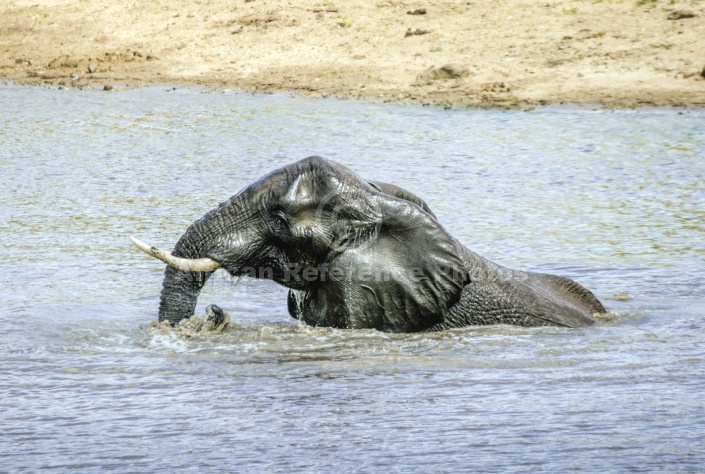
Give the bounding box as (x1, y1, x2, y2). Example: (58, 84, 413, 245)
(133, 157, 604, 331)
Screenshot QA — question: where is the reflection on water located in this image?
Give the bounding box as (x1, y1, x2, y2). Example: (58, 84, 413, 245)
(1, 86, 704, 471)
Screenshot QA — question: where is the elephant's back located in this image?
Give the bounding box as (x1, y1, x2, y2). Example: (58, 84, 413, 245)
(537, 273, 606, 315)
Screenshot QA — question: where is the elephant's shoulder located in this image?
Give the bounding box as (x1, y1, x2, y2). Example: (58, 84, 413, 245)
(367, 180, 437, 219)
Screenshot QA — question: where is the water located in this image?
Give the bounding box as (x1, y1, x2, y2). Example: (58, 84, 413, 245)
(1, 85, 704, 472)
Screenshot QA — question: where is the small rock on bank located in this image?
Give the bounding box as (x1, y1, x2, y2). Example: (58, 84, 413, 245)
(415, 63, 470, 85)
(667, 10, 696, 20)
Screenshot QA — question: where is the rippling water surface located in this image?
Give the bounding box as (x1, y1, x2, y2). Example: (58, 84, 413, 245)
(1, 85, 704, 472)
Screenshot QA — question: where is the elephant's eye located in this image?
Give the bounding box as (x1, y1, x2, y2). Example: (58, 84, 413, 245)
(269, 213, 289, 233)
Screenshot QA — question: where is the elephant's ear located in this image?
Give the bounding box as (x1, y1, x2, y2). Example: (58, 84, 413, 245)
(367, 180, 437, 219)
(358, 191, 469, 331)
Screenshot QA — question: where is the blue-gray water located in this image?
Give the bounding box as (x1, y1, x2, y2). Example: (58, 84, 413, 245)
(1, 85, 704, 472)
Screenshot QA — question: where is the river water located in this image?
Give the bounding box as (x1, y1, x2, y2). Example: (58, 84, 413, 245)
(1, 85, 704, 472)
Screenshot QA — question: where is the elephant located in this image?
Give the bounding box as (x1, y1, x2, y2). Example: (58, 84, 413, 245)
(131, 156, 605, 332)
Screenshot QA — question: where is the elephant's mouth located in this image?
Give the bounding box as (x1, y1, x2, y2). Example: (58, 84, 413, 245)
(130, 236, 221, 273)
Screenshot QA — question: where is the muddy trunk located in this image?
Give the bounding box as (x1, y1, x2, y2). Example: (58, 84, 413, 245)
(158, 221, 217, 324)
(156, 181, 265, 324)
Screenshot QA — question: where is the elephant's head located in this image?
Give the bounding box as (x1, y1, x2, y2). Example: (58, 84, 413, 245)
(133, 156, 470, 330)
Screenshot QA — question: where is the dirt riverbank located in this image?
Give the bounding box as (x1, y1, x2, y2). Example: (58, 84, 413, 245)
(2, 0, 704, 108)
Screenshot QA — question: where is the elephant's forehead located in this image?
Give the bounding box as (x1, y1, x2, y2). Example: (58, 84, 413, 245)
(279, 171, 355, 203)
(284, 174, 315, 201)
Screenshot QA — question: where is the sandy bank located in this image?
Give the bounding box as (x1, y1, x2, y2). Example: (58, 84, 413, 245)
(2, 0, 704, 108)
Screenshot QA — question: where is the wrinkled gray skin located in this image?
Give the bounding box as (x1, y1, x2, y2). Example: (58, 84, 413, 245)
(156, 156, 605, 331)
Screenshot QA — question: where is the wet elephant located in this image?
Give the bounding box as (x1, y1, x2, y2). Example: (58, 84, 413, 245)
(132, 156, 605, 331)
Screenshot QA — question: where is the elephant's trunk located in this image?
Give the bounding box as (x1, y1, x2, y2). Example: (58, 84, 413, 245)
(131, 234, 218, 324)
(155, 219, 221, 324)
(134, 164, 304, 325)
(137, 182, 265, 325)
(158, 265, 211, 324)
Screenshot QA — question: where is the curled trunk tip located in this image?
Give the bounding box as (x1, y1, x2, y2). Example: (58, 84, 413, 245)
(130, 236, 220, 273)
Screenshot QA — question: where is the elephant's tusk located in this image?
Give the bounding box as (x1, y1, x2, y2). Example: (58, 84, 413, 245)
(129, 236, 220, 273)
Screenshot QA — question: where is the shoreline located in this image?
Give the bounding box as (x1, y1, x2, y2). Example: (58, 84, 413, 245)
(5, 77, 705, 114)
(2, 0, 704, 110)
